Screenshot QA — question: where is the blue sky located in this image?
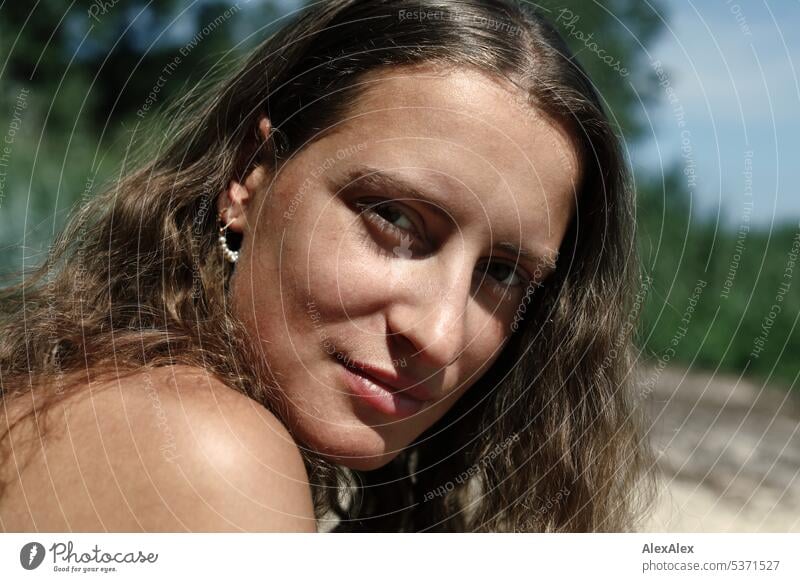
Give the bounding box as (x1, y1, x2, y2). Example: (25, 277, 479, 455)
(633, 0, 800, 227)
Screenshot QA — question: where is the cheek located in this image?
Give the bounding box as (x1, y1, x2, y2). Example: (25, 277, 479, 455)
(239, 188, 383, 350)
(466, 321, 510, 377)
(301, 210, 398, 318)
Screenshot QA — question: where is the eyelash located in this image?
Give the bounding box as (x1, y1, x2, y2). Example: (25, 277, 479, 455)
(353, 198, 531, 291)
(355, 199, 417, 241)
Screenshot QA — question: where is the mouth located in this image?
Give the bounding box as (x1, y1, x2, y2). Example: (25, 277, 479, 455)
(336, 356, 431, 418)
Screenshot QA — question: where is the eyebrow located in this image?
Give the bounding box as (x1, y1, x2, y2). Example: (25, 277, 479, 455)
(332, 164, 559, 277)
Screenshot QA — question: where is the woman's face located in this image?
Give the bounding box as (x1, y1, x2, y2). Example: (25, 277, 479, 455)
(225, 64, 580, 470)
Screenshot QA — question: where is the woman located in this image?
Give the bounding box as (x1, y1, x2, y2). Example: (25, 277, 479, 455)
(0, 0, 656, 532)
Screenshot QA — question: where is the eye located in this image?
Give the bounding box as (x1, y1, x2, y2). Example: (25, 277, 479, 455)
(476, 259, 529, 290)
(354, 199, 421, 238)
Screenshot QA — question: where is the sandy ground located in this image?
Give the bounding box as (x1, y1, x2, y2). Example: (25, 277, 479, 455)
(641, 365, 800, 532)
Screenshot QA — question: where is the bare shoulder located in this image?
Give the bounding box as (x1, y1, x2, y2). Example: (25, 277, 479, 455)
(0, 365, 316, 532)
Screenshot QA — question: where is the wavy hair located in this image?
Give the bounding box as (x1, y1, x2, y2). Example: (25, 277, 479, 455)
(0, 0, 656, 531)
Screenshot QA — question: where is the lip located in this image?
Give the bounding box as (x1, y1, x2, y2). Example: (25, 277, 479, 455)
(336, 356, 434, 418)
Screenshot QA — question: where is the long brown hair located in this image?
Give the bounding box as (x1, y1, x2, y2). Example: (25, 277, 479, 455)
(0, 0, 656, 531)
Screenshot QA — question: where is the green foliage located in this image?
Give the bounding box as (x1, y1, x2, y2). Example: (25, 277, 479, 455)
(0, 0, 282, 273)
(636, 166, 799, 389)
(537, 0, 797, 390)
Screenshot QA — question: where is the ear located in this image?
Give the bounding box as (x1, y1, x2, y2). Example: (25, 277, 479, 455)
(216, 115, 273, 234)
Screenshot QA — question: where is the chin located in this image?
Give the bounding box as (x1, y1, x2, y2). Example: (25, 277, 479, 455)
(330, 454, 397, 472)
(295, 422, 408, 472)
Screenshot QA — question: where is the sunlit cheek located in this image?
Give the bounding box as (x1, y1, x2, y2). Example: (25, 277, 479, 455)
(303, 216, 399, 309)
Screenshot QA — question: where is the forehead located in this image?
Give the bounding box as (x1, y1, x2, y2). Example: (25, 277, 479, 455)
(313, 64, 580, 250)
(339, 63, 580, 189)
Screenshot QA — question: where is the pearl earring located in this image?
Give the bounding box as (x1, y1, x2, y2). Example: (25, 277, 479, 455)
(218, 212, 239, 263)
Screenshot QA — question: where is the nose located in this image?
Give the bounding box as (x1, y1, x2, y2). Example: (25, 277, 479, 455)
(385, 255, 472, 369)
